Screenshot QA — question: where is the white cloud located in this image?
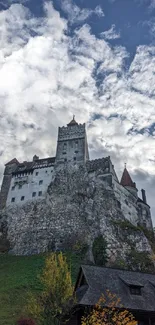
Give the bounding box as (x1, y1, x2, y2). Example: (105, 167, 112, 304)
(100, 24, 120, 40)
(0, 2, 154, 220)
(61, 0, 104, 24)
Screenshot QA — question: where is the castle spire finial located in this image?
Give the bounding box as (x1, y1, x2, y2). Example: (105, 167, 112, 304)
(124, 162, 127, 168)
(73, 114, 75, 120)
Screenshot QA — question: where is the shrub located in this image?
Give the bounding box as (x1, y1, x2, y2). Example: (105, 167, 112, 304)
(17, 318, 36, 325)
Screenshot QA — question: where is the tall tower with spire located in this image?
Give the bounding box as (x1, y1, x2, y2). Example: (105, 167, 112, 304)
(120, 165, 138, 198)
(55, 117, 89, 165)
(120, 165, 153, 230)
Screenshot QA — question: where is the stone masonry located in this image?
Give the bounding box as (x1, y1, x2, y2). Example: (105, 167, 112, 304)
(0, 118, 153, 263)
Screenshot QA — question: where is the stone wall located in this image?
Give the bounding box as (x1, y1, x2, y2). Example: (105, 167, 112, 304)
(0, 163, 152, 261)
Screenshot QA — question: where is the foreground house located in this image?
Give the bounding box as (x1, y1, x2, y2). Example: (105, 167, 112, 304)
(68, 265, 155, 325)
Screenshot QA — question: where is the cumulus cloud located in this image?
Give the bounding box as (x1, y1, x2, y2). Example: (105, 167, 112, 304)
(61, 0, 104, 24)
(100, 24, 120, 40)
(0, 2, 154, 221)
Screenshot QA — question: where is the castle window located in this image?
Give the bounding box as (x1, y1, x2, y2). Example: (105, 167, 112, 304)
(39, 180, 43, 185)
(11, 197, 15, 202)
(74, 157, 76, 161)
(63, 143, 67, 150)
(11, 186, 15, 191)
(75, 150, 78, 154)
(19, 184, 22, 189)
(45, 170, 47, 173)
(21, 196, 25, 201)
(130, 286, 141, 296)
(64, 158, 67, 162)
(36, 172, 38, 176)
(38, 191, 42, 196)
(63, 152, 66, 154)
(32, 192, 36, 197)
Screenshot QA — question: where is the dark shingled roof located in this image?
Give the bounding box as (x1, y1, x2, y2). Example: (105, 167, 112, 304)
(67, 116, 78, 126)
(12, 157, 55, 175)
(137, 197, 150, 207)
(75, 265, 155, 312)
(120, 167, 136, 188)
(5, 158, 19, 166)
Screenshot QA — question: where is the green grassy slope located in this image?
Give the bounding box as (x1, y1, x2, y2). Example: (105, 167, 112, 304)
(0, 252, 82, 325)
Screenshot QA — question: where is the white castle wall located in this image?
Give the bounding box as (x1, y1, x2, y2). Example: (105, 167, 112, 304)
(6, 166, 54, 206)
(113, 180, 138, 225)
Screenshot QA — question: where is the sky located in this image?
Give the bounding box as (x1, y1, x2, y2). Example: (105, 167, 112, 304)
(0, 0, 155, 221)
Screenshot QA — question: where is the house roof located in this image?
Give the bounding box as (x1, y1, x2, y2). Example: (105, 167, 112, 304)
(120, 167, 136, 188)
(75, 265, 155, 312)
(137, 197, 150, 208)
(12, 157, 55, 175)
(67, 116, 78, 126)
(5, 158, 19, 166)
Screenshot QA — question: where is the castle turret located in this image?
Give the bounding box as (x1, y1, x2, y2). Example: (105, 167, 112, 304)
(55, 117, 89, 164)
(120, 166, 138, 198)
(0, 158, 19, 209)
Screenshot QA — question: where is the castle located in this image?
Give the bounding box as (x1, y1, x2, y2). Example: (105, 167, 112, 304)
(0, 117, 153, 255)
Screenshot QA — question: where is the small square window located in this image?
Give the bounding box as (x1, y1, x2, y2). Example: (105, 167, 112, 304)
(36, 172, 38, 176)
(74, 157, 76, 161)
(19, 184, 22, 189)
(38, 191, 42, 197)
(130, 286, 141, 295)
(39, 180, 43, 185)
(11, 197, 15, 202)
(45, 170, 47, 173)
(32, 192, 36, 197)
(21, 196, 25, 201)
(64, 158, 67, 162)
(11, 186, 15, 191)
(63, 152, 66, 155)
(75, 150, 78, 154)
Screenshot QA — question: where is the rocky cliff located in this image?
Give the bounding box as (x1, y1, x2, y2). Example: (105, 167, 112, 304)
(0, 163, 154, 271)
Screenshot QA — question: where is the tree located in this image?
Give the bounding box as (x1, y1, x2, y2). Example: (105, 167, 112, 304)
(26, 252, 74, 325)
(81, 290, 137, 325)
(92, 236, 108, 266)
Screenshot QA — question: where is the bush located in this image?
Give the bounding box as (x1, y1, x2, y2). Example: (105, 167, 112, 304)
(17, 318, 36, 325)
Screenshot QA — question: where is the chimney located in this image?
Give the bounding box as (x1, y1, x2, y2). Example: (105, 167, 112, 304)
(141, 189, 147, 204)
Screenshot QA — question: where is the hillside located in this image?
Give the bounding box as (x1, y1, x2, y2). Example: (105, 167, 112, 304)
(0, 252, 83, 325)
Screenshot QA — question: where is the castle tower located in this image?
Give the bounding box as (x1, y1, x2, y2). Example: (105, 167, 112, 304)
(120, 166, 138, 198)
(137, 189, 153, 230)
(0, 158, 19, 209)
(55, 117, 89, 164)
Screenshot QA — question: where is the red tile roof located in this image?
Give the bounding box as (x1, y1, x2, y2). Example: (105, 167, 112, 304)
(120, 167, 136, 188)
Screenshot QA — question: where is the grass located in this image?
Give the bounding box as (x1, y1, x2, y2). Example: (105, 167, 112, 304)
(0, 251, 83, 325)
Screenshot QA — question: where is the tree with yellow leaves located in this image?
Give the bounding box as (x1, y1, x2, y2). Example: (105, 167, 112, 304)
(26, 252, 74, 325)
(81, 290, 137, 325)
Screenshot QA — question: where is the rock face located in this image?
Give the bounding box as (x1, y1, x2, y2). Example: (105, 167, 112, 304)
(0, 163, 152, 266)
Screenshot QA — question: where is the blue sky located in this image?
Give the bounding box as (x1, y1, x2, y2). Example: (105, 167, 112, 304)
(0, 0, 155, 220)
